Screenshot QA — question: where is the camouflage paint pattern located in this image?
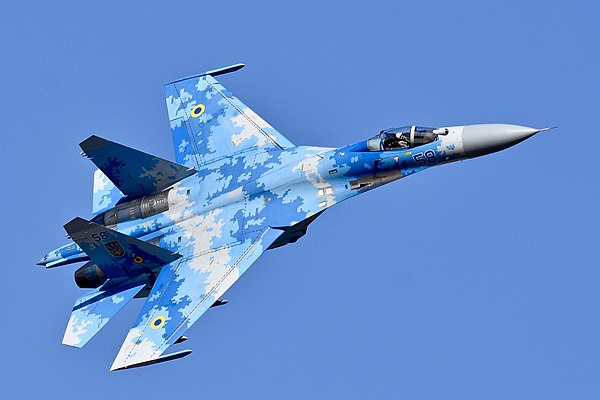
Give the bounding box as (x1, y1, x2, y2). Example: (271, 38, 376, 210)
(38, 64, 542, 370)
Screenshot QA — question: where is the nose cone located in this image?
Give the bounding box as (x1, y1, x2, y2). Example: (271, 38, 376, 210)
(462, 124, 542, 158)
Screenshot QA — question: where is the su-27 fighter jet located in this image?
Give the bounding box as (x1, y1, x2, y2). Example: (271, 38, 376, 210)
(38, 64, 552, 370)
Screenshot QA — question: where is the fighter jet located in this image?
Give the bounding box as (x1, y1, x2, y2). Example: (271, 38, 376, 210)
(38, 64, 551, 370)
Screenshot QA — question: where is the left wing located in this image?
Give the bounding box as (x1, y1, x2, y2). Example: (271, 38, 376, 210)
(110, 227, 283, 370)
(164, 64, 295, 169)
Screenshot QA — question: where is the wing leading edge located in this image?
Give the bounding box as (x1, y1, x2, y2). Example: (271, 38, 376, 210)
(110, 227, 283, 371)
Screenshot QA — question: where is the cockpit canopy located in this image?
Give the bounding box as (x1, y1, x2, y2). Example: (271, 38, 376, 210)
(367, 126, 446, 151)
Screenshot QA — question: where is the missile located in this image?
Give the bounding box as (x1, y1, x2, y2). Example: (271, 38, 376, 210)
(211, 299, 229, 308)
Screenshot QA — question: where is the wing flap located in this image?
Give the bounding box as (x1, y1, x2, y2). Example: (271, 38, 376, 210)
(63, 282, 146, 348)
(110, 227, 283, 371)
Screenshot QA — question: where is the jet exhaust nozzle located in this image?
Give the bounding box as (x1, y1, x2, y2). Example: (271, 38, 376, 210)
(74, 262, 107, 288)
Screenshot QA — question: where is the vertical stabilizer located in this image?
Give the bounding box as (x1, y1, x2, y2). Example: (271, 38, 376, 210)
(92, 169, 123, 214)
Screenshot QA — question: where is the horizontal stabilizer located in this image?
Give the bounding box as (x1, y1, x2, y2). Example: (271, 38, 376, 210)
(63, 282, 146, 348)
(80, 135, 196, 197)
(64, 217, 181, 279)
(111, 350, 192, 371)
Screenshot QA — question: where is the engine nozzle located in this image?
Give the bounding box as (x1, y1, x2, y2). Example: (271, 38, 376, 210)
(74, 262, 107, 289)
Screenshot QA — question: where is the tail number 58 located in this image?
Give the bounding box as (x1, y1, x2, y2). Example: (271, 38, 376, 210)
(92, 232, 109, 241)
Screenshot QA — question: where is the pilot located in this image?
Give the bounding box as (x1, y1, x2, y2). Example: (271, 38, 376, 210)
(396, 132, 410, 148)
(382, 133, 409, 149)
(381, 131, 410, 150)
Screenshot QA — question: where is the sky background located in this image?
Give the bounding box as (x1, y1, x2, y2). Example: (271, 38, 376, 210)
(1, 1, 598, 398)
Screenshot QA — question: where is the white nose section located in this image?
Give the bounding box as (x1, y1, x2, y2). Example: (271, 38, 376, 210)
(462, 124, 542, 158)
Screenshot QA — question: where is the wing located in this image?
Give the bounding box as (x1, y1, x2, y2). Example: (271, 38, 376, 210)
(63, 282, 146, 348)
(110, 227, 283, 370)
(164, 64, 295, 169)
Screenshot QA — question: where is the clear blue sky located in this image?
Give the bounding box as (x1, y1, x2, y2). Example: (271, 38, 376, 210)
(1, 1, 598, 398)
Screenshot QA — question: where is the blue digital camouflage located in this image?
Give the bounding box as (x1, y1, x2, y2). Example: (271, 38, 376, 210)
(38, 64, 546, 370)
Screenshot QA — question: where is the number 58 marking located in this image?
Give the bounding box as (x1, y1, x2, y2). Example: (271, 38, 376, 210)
(412, 150, 438, 167)
(92, 231, 109, 241)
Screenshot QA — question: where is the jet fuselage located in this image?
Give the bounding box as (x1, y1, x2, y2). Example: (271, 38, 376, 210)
(38, 64, 550, 370)
(41, 123, 543, 282)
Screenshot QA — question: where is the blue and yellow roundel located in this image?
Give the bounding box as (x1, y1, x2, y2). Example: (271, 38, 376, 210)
(151, 316, 166, 329)
(190, 104, 205, 118)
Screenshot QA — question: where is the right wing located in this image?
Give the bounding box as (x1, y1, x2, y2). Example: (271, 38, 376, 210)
(109, 226, 283, 370)
(63, 282, 146, 348)
(164, 64, 295, 169)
